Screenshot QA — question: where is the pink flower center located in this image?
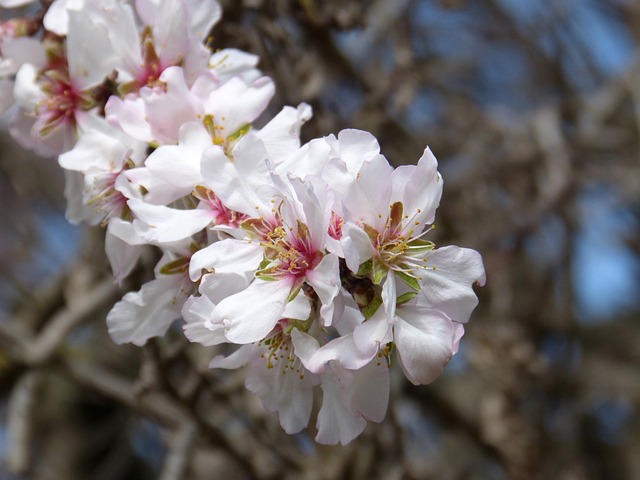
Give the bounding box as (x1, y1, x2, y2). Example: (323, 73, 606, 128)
(37, 71, 79, 135)
(268, 225, 322, 279)
(328, 211, 343, 240)
(193, 186, 248, 228)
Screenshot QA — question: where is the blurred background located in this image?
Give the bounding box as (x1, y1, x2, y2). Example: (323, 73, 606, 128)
(1, 0, 639, 478)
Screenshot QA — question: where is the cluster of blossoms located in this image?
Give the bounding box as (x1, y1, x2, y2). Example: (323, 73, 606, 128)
(1, 0, 485, 444)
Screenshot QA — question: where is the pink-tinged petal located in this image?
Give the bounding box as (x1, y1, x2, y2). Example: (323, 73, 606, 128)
(337, 360, 389, 423)
(452, 322, 465, 355)
(189, 238, 263, 281)
(129, 198, 214, 243)
(105, 220, 143, 285)
(215, 278, 292, 344)
(340, 222, 376, 273)
(306, 254, 341, 326)
(315, 370, 367, 445)
(394, 306, 458, 385)
(8, 107, 63, 156)
(421, 246, 485, 323)
(106, 276, 183, 346)
(182, 295, 228, 346)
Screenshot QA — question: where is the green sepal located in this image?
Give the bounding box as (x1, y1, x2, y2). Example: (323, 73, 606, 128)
(227, 123, 252, 143)
(371, 257, 387, 285)
(356, 259, 372, 277)
(362, 295, 382, 319)
(159, 257, 189, 275)
(287, 278, 304, 302)
(407, 237, 435, 254)
(396, 269, 421, 291)
(396, 291, 418, 306)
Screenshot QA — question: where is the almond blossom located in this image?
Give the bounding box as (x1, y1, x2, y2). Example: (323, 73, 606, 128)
(1, 0, 485, 445)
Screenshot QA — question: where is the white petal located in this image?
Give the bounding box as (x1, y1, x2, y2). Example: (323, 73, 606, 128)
(305, 254, 340, 326)
(106, 276, 183, 346)
(198, 272, 249, 304)
(67, 9, 118, 89)
(143, 67, 200, 144)
(393, 147, 442, 227)
(340, 222, 376, 273)
(352, 307, 392, 355)
(282, 291, 312, 320)
(394, 306, 457, 385)
(215, 278, 292, 344)
(129, 198, 214, 243)
(182, 295, 227, 346)
(333, 129, 381, 175)
(256, 103, 312, 160)
(205, 76, 274, 135)
(189, 238, 263, 281)
(381, 272, 397, 323)
(105, 220, 143, 284)
(200, 139, 273, 217)
(315, 370, 367, 445)
(420, 246, 485, 323)
(245, 354, 314, 434)
(338, 360, 389, 423)
(105, 96, 153, 143)
(209, 344, 256, 369)
(293, 330, 375, 373)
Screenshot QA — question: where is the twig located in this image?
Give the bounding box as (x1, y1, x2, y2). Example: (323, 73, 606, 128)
(7, 370, 41, 476)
